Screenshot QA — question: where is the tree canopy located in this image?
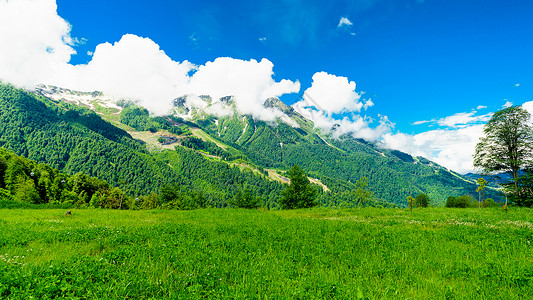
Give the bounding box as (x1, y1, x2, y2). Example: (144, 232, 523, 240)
(474, 105, 533, 192)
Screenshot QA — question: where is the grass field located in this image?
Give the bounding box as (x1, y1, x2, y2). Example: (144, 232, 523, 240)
(0, 207, 532, 299)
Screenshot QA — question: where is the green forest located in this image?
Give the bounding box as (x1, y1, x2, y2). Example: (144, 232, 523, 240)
(0, 83, 514, 210)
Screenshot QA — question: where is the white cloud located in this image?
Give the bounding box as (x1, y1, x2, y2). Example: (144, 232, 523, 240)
(0, 0, 75, 88)
(383, 101, 533, 173)
(293, 102, 393, 141)
(411, 109, 491, 128)
(0, 1, 300, 117)
(292, 72, 392, 142)
(338, 17, 353, 28)
(187, 57, 300, 120)
(363, 98, 374, 110)
(68, 34, 195, 115)
(412, 120, 433, 125)
(503, 101, 513, 108)
(522, 100, 533, 122)
(383, 125, 485, 174)
(297, 71, 363, 114)
(436, 111, 492, 128)
(259, 37, 267, 43)
(515, 83, 520, 87)
(476, 105, 487, 110)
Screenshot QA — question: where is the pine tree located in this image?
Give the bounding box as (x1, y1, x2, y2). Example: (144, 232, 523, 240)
(279, 164, 317, 209)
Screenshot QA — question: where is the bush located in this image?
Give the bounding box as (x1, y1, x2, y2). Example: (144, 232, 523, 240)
(445, 196, 456, 208)
(415, 193, 431, 208)
(445, 195, 474, 208)
(482, 198, 499, 208)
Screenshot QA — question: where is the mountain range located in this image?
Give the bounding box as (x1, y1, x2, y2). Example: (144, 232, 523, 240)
(0, 83, 495, 207)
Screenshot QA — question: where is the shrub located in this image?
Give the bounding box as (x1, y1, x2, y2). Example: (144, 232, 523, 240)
(445, 195, 474, 208)
(415, 193, 431, 208)
(482, 198, 499, 208)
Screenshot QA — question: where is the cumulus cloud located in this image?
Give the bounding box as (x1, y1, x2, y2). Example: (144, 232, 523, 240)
(436, 111, 492, 128)
(387, 108, 492, 172)
(522, 100, 533, 122)
(66, 34, 195, 115)
(0, 1, 300, 117)
(383, 101, 533, 173)
(383, 125, 485, 174)
(298, 72, 363, 114)
(0, 0, 75, 88)
(338, 17, 353, 28)
(292, 71, 392, 141)
(293, 102, 392, 141)
(187, 57, 300, 120)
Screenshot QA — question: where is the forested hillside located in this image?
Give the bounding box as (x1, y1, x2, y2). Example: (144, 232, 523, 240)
(185, 100, 488, 205)
(0, 83, 493, 207)
(0, 84, 283, 208)
(0, 146, 128, 208)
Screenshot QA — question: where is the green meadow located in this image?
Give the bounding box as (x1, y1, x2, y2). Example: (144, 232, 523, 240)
(0, 208, 532, 299)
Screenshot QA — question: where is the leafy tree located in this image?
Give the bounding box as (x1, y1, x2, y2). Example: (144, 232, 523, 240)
(474, 106, 533, 196)
(483, 198, 499, 208)
(352, 177, 373, 207)
(445, 196, 456, 208)
(14, 179, 40, 204)
(89, 193, 101, 208)
(445, 195, 474, 208)
(138, 193, 159, 209)
(415, 193, 430, 208)
(280, 164, 317, 209)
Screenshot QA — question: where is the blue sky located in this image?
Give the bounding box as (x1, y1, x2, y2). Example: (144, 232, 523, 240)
(1, 0, 533, 173)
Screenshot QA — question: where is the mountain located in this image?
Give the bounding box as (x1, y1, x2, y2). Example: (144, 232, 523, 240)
(463, 170, 526, 187)
(175, 96, 489, 205)
(0, 83, 495, 207)
(0, 83, 284, 208)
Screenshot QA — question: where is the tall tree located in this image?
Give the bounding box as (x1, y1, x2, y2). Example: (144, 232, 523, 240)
(279, 164, 317, 209)
(474, 106, 533, 192)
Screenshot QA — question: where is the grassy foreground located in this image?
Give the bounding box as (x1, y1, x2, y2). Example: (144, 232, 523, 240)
(0, 207, 532, 299)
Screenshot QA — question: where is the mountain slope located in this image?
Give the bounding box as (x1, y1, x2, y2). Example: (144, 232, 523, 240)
(0, 83, 283, 207)
(14, 83, 495, 207)
(173, 96, 493, 206)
